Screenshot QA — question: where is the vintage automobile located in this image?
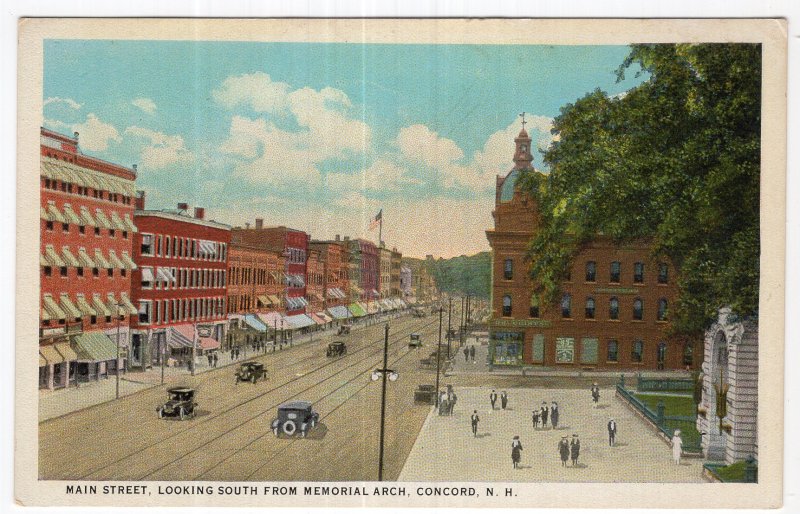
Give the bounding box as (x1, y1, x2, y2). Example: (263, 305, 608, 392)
(414, 384, 436, 404)
(412, 308, 426, 318)
(326, 341, 347, 357)
(271, 400, 320, 438)
(337, 324, 352, 335)
(408, 333, 423, 348)
(235, 361, 267, 384)
(156, 387, 197, 420)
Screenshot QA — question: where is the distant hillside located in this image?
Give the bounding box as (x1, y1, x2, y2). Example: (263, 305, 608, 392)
(425, 252, 491, 298)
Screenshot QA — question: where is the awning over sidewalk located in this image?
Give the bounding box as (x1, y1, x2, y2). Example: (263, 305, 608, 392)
(71, 332, 118, 362)
(366, 302, 380, 314)
(55, 341, 78, 362)
(348, 303, 367, 317)
(327, 305, 351, 320)
(39, 345, 64, 364)
(169, 324, 195, 348)
(316, 312, 333, 323)
(285, 314, 316, 329)
(199, 337, 220, 350)
(257, 295, 273, 307)
(309, 313, 327, 325)
(243, 314, 267, 332)
(267, 294, 281, 306)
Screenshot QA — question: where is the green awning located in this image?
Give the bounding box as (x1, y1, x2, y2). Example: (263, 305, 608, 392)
(348, 303, 367, 317)
(71, 332, 118, 362)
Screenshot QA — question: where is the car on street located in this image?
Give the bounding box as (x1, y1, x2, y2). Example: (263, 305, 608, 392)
(271, 400, 320, 437)
(235, 361, 267, 384)
(156, 387, 197, 420)
(409, 333, 423, 348)
(337, 324, 352, 335)
(412, 308, 426, 318)
(414, 384, 436, 404)
(326, 341, 347, 357)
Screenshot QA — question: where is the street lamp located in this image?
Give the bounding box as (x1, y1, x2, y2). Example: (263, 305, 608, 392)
(372, 323, 398, 481)
(115, 302, 123, 399)
(435, 307, 443, 407)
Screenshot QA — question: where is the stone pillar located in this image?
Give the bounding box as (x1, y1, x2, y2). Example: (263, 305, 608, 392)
(726, 319, 758, 463)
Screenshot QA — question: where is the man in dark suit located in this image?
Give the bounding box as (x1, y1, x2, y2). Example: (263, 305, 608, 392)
(490, 390, 498, 410)
(471, 410, 480, 437)
(570, 434, 581, 466)
(607, 419, 617, 447)
(541, 402, 549, 428)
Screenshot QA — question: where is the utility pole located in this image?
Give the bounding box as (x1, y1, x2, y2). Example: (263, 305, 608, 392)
(160, 336, 165, 385)
(447, 297, 452, 359)
(435, 307, 443, 407)
(191, 322, 197, 376)
(378, 323, 389, 481)
(115, 306, 121, 399)
(460, 296, 465, 347)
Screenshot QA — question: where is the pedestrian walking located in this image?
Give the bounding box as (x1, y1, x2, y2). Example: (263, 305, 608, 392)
(511, 436, 523, 469)
(438, 391, 448, 416)
(559, 436, 570, 467)
(213, 352, 219, 368)
(541, 402, 549, 428)
(532, 409, 540, 428)
(469, 345, 476, 362)
(570, 434, 581, 466)
(550, 401, 559, 429)
(501, 391, 508, 410)
(235, 347, 240, 360)
(490, 390, 498, 410)
(471, 410, 480, 437)
(207, 353, 213, 367)
(230, 347, 235, 361)
(671, 429, 683, 465)
(607, 419, 617, 447)
(463, 347, 469, 362)
(448, 392, 457, 415)
(591, 383, 600, 407)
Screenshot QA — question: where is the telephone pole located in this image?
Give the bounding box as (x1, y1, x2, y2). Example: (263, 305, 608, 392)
(435, 307, 443, 407)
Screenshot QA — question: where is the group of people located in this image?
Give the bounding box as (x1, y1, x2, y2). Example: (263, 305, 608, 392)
(205, 351, 220, 368)
(462, 345, 476, 363)
(558, 435, 581, 467)
(438, 385, 458, 416)
(489, 389, 509, 410)
(532, 401, 560, 429)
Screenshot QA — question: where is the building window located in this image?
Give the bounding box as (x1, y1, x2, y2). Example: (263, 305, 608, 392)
(121, 269, 127, 277)
(502, 295, 512, 317)
(631, 340, 644, 363)
(141, 266, 153, 289)
(503, 258, 513, 280)
(653, 298, 667, 321)
(156, 235, 163, 256)
(633, 298, 644, 320)
(585, 261, 596, 282)
(658, 263, 669, 284)
(122, 230, 128, 239)
(634, 262, 644, 283)
(76, 267, 84, 277)
(43, 266, 52, 277)
(109, 229, 116, 238)
(105, 315, 112, 323)
(610, 261, 620, 283)
(94, 226, 100, 236)
(138, 301, 152, 324)
(62, 223, 69, 232)
(92, 267, 99, 277)
(585, 297, 595, 319)
(609, 297, 619, 320)
(141, 234, 154, 255)
(45, 220, 53, 231)
(79, 225, 85, 234)
(90, 315, 97, 324)
(561, 294, 572, 318)
(529, 295, 540, 318)
(107, 268, 113, 277)
(60, 266, 68, 277)
(607, 340, 619, 362)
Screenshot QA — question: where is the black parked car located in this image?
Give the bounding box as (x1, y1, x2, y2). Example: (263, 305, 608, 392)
(326, 341, 347, 357)
(271, 401, 320, 438)
(235, 361, 267, 384)
(157, 387, 197, 420)
(409, 333, 423, 348)
(337, 324, 352, 335)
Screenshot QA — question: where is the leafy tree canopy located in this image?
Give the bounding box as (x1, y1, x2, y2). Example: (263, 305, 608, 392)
(517, 44, 761, 335)
(425, 252, 491, 298)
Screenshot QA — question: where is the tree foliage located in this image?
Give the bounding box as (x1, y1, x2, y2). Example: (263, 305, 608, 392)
(426, 252, 491, 298)
(517, 44, 761, 335)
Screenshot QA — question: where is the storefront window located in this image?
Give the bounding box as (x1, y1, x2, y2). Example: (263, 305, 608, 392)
(631, 339, 644, 363)
(491, 331, 524, 365)
(555, 337, 575, 363)
(607, 340, 619, 362)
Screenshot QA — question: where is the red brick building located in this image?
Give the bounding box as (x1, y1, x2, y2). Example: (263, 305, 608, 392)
(227, 243, 284, 314)
(347, 238, 379, 301)
(131, 197, 231, 369)
(309, 237, 349, 309)
(485, 126, 696, 370)
(231, 220, 309, 315)
(306, 248, 325, 313)
(39, 128, 139, 389)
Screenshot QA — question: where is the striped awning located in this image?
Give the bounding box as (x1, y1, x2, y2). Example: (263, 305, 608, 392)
(42, 294, 66, 320)
(61, 204, 82, 225)
(106, 293, 124, 316)
(309, 313, 328, 325)
(40, 345, 64, 364)
(77, 248, 96, 268)
(44, 244, 65, 267)
(256, 311, 284, 327)
(257, 295, 273, 307)
(75, 294, 97, 316)
(120, 251, 137, 270)
(59, 293, 82, 318)
(348, 303, 367, 317)
(55, 341, 79, 362)
(285, 314, 316, 329)
(92, 294, 111, 317)
(61, 246, 80, 267)
(327, 305, 351, 320)
(46, 203, 66, 224)
(107, 250, 125, 269)
(123, 213, 138, 232)
(267, 294, 281, 306)
(94, 209, 112, 229)
(109, 211, 127, 231)
(71, 332, 118, 362)
(79, 206, 96, 226)
(169, 324, 195, 348)
(120, 293, 138, 315)
(94, 249, 113, 269)
(243, 314, 267, 332)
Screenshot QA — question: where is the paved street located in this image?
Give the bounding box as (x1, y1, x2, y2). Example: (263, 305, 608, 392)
(399, 386, 704, 482)
(39, 312, 440, 481)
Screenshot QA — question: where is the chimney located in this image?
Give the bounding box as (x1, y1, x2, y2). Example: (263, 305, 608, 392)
(194, 207, 205, 220)
(134, 190, 146, 210)
(73, 131, 80, 142)
(255, 218, 264, 230)
(335, 234, 340, 241)
(344, 236, 350, 241)
(177, 202, 189, 212)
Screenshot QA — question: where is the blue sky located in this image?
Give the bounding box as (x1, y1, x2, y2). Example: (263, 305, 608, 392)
(43, 40, 646, 257)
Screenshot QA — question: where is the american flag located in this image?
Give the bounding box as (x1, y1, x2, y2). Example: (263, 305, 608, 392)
(369, 209, 382, 231)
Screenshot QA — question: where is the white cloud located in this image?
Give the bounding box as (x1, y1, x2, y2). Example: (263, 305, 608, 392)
(124, 126, 194, 169)
(72, 113, 121, 152)
(212, 72, 291, 114)
(396, 124, 463, 168)
(132, 97, 157, 114)
(326, 159, 420, 192)
(44, 97, 82, 110)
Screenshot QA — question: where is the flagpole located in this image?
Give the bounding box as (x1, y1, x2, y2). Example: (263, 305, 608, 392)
(379, 216, 383, 246)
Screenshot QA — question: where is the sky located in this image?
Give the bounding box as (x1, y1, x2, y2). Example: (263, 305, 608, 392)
(43, 40, 646, 258)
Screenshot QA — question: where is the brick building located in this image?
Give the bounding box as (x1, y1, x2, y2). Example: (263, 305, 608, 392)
(378, 244, 392, 299)
(306, 248, 325, 313)
(485, 126, 695, 370)
(347, 238, 379, 301)
(227, 243, 284, 314)
(231, 220, 310, 315)
(131, 198, 231, 369)
(39, 128, 139, 389)
(309, 237, 350, 317)
(390, 248, 403, 298)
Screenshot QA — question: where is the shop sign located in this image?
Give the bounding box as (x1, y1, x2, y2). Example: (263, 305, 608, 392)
(490, 318, 551, 328)
(594, 287, 639, 295)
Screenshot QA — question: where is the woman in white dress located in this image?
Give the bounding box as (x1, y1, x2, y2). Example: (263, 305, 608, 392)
(671, 429, 683, 465)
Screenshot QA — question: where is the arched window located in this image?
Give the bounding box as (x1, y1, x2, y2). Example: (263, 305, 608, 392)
(504, 258, 513, 280)
(631, 340, 644, 363)
(633, 298, 644, 320)
(658, 263, 669, 284)
(610, 261, 621, 283)
(657, 298, 668, 321)
(561, 294, 572, 318)
(609, 297, 619, 320)
(529, 295, 540, 318)
(634, 262, 644, 283)
(607, 340, 619, 362)
(502, 294, 512, 317)
(585, 297, 595, 319)
(585, 261, 596, 282)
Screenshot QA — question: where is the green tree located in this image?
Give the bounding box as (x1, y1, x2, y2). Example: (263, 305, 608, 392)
(518, 44, 761, 335)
